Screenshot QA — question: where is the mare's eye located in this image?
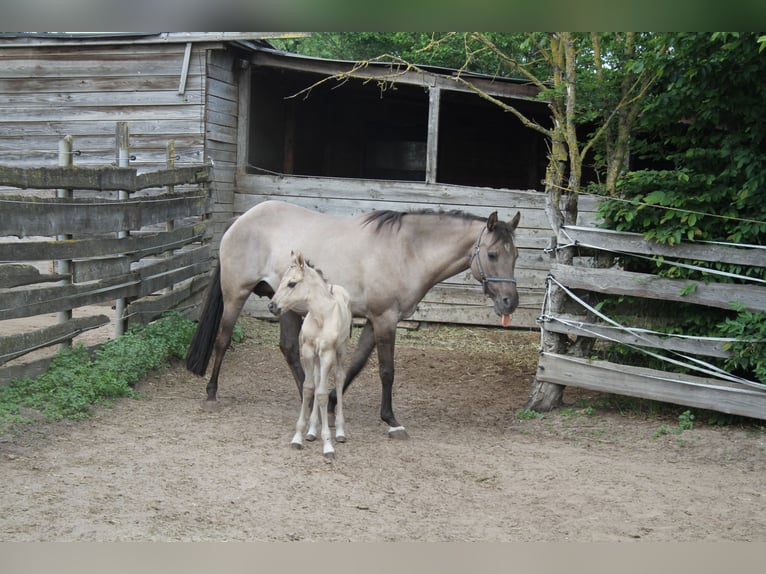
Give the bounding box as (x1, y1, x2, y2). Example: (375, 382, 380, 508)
(487, 251, 498, 262)
(287, 281, 297, 288)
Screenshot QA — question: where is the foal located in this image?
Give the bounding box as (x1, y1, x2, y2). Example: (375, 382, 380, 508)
(268, 251, 352, 458)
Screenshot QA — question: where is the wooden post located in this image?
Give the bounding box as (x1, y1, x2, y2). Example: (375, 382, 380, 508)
(425, 86, 441, 184)
(165, 141, 176, 294)
(114, 122, 130, 337)
(56, 135, 73, 346)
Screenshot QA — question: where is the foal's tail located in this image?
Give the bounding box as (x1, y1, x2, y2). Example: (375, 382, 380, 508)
(186, 262, 224, 376)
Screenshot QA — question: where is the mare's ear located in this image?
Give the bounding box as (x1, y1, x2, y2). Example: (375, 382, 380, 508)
(487, 211, 498, 232)
(296, 251, 305, 268)
(509, 211, 521, 231)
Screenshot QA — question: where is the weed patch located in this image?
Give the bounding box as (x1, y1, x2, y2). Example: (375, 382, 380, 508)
(0, 312, 197, 425)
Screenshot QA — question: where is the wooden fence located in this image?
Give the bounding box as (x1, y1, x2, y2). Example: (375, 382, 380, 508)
(536, 225, 766, 420)
(0, 130, 211, 384)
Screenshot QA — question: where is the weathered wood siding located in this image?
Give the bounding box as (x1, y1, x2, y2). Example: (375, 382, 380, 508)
(205, 49, 240, 246)
(0, 43, 210, 170)
(233, 174, 599, 328)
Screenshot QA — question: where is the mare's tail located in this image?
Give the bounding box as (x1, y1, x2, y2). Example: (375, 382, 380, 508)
(186, 262, 224, 375)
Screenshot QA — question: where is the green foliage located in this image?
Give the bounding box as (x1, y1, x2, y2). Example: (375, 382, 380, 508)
(271, 32, 549, 79)
(0, 312, 197, 424)
(599, 32, 766, 248)
(515, 408, 545, 421)
(594, 33, 766, 385)
(717, 306, 766, 383)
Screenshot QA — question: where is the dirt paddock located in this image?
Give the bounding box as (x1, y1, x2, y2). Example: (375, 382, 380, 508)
(1, 317, 765, 542)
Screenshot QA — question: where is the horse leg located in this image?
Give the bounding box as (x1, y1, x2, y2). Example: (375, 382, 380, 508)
(316, 351, 336, 459)
(334, 359, 347, 443)
(279, 311, 305, 397)
(292, 355, 315, 450)
(373, 317, 408, 440)
(304, 348, 321, 442)
(328, 321, 376, 414)
(205, 293, 249, 403)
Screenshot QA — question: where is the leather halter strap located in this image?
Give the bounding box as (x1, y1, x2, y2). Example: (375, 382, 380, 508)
(469, 227, 517, 295)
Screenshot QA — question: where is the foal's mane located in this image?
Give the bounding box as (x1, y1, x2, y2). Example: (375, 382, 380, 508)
(301, 258, 327, 282)
(362, 209, 515, 241)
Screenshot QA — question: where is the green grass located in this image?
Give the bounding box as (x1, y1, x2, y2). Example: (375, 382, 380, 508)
(0, 312, 197, 425)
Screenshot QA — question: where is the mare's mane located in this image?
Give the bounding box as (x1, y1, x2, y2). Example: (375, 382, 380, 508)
(362, 208, 515, 241)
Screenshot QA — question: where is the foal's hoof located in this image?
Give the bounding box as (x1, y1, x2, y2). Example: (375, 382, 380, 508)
(305, 433, 317, 442)
(323, 451, 336, 460)
(387, 426, 409, 440)
(335, 434, 347, 443)
(291, 442, 304, 450)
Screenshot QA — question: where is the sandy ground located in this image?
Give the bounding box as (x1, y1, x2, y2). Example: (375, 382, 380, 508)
(1, 317, 765, 542)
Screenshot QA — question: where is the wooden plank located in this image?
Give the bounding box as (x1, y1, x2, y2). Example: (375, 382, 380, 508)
(536, 352, 766, 420)
(0, 264, 63, 288)
(550, 262, 766, 313)
(71, 256, 130, 283)
(0, 191, 208, 236)
(0, 314, 110, 365)
(0, 75, 198, 94)
(0, 165, 209, 191)
(0, 254, 210, 321)
(0, 223, 206, 262)
(126, 274, 208, 324)
(135, 165, 210, 189)
(0, 120, 205, 138)
(0, 165, 136, 191)
(234, 174, 600, 222)
(0, 105, 204, 123)
(0, 275, 139, 320)
(541, 313, 731, 359)
(0, 90, 204, 107)
(562, 225, 766, 268)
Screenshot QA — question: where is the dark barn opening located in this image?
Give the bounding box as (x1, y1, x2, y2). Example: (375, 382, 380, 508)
(247, 57, 549, 191)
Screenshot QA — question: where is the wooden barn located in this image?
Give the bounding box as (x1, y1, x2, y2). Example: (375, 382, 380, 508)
(0, 32, 597, 334)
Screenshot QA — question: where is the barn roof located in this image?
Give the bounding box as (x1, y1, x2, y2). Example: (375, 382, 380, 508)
(0, 32, 305, 50)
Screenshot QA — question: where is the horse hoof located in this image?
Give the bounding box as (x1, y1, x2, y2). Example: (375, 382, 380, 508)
(305, 433, 317, 442)
(335, 434, 347, 443)
(388, 426, 409, 440)
(291, 442, 304, 450)
(323, 451, 335, 460)
(201, 400, 221, 413)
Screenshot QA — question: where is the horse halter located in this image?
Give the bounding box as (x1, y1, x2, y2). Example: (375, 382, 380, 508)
(469, 226, 517, 296)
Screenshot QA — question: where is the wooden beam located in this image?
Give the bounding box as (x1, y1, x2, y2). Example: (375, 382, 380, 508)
(562, 225, 766, 268)
(0, 192, 208, 236)
(550, 262, 766, 313)
(537, 352, 766, 421)
(0, 314, 110, 365)
(541, 313, 731, 358)
(0, 164, 209, 192)
(425, 87, 441, 184)
(0, 223, 206, 262)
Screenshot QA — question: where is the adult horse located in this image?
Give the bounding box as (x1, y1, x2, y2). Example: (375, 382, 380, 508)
(186, 200, 521, 439)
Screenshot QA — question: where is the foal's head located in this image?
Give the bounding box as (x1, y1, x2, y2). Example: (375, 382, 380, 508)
(268, 251, 326, 317)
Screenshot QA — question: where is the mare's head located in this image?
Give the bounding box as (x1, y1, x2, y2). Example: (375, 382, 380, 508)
(268, 251, 324, 317)
(469, 211, 521, 327)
